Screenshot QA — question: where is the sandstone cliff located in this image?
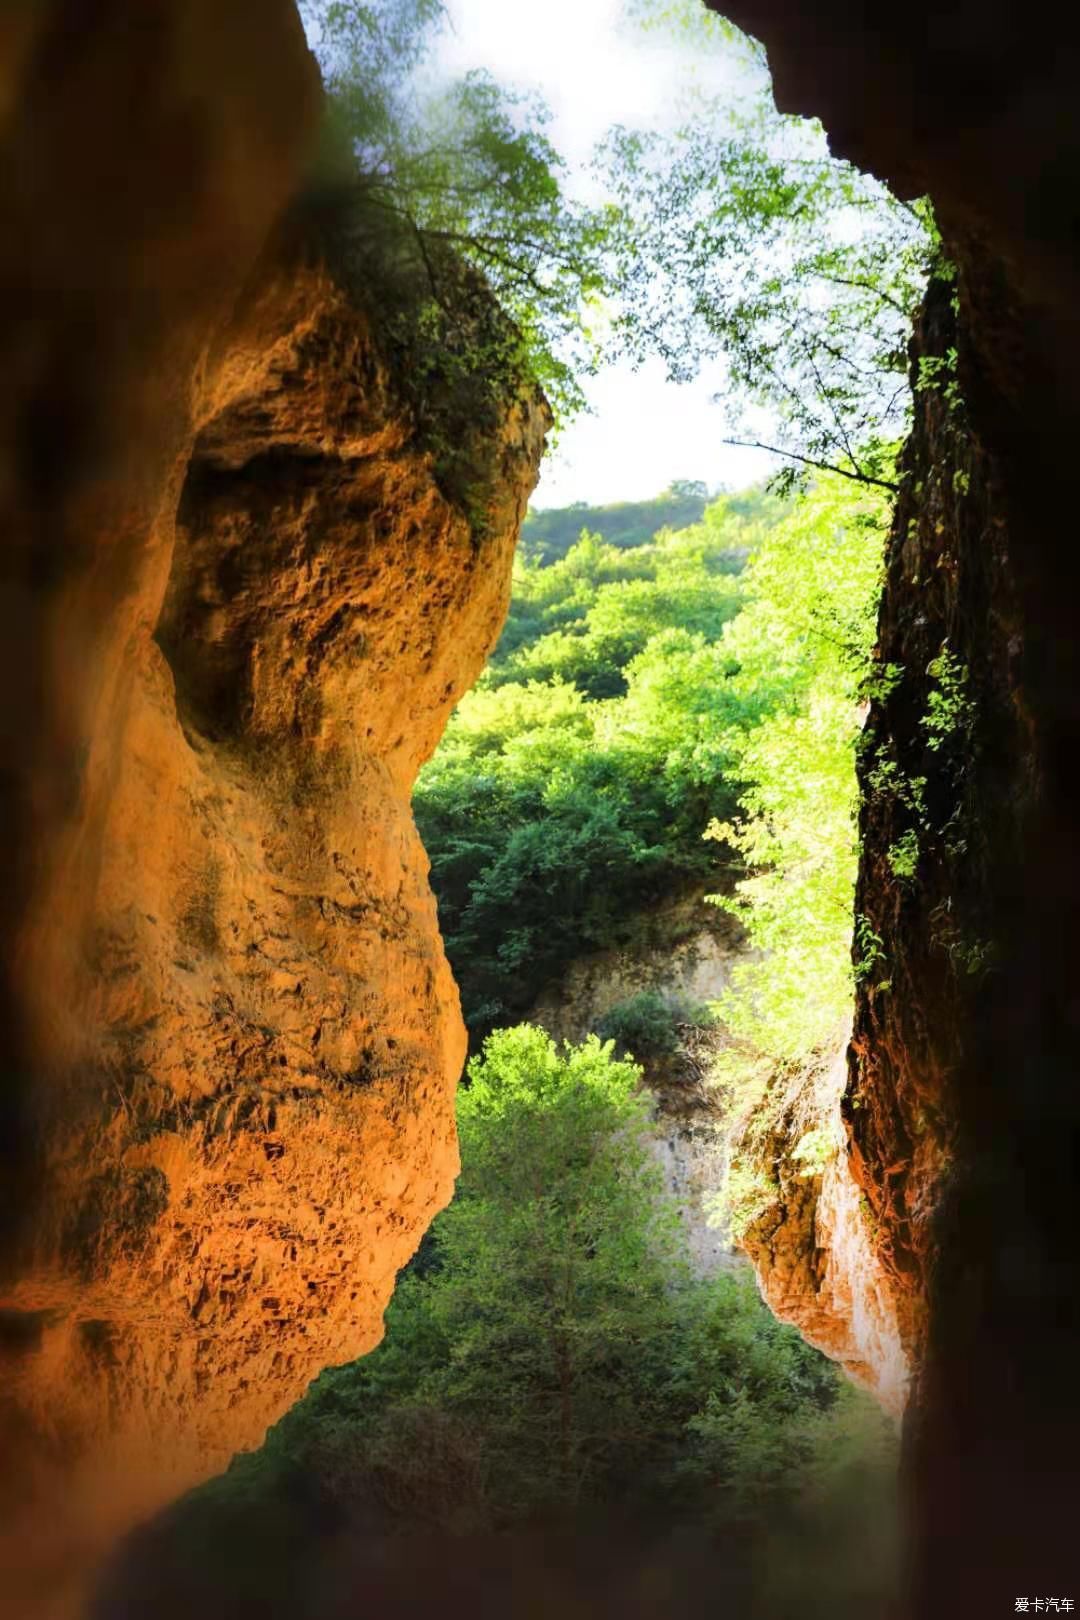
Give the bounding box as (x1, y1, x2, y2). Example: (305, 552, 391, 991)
(0, 9, 547, 1611)
(739, 1042, 908, 1416)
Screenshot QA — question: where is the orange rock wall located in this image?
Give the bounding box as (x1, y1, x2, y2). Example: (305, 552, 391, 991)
(740, 1046, 908, 1417)
(0, 7, 546, 1612)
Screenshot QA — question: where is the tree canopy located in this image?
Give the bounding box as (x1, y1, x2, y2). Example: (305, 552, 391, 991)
(301, 0, 612, 422)
(706, 472, 890, 1065)
(300, 0, 935, 468)
(412, 489, 782, 1034)
(521, 482, 712, 565)
(598, 96, 932, 491)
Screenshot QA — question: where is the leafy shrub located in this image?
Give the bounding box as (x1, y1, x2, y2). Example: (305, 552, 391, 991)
(706, 473, 891, 1068)
(595, 990, 682, 1061)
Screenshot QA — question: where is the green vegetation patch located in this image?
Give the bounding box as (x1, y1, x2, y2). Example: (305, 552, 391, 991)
(413, 487, 782, 1034)
(594, 990, 684, 1062)
(521, 481, 734, 565)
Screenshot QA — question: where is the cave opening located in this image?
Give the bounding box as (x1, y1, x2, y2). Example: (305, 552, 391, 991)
(3, 1, 1078, 1617)
(87, 3, 925, 1615)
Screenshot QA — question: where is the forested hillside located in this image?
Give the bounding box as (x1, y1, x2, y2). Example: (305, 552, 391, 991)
(413, 492, 756, 1032)
(519, 480, 712, 562)
(413, 477, 882, 1044)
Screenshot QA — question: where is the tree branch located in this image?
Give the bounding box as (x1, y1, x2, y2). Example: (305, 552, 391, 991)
(802, 341, 865, 481)
(720, 438, 900, 494)
(814, 272, 911, 317)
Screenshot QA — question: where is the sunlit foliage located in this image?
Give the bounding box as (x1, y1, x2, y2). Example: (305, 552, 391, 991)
(413, 492, 782, 1032)
(302, 2, 932, 462)
(706, 473, 890, 1064)
(302, 0, 612, 421)
(520, 481, 711, 564)
(601, 108, 930, 491)
(601, 1, 934, 489)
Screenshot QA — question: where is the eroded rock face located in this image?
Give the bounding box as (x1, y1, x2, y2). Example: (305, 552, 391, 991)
(842, 277, 1026, 1369)
(712, 1, 1080, 1608)
(529, 889, 746, 1277)
(740, 1044, 908, 1416)
(0, 7, 546, 1611)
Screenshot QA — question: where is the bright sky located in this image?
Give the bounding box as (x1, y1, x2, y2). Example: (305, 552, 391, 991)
(434, 0, 778, 507)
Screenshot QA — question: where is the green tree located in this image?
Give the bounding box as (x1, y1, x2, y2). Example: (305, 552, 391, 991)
(600, 5, 935, 491)
(301, 4, 933, 459)
(707, 472, 889, 1065)
(302, 0, 611, 422)
(413, 499, 762, 1033)
(101, 1031, 896, 1618)
(185, 1029, 852, 1532)
(412, 1026, 690, 1511)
